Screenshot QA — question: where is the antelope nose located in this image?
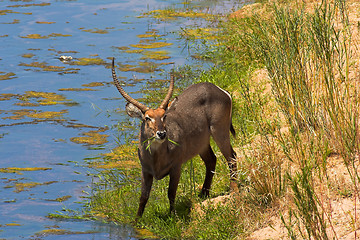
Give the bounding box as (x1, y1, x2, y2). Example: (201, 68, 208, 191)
(156, 131, 167, 140)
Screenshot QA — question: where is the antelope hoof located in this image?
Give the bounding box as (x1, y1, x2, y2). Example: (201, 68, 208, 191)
(199, 188, 210, 198)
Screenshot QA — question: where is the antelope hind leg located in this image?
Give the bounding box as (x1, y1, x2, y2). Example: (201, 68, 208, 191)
(211, 126, 238, 192)
(199, 145, 217, 197)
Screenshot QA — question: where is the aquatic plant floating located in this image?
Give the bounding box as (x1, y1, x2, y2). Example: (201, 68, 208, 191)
(20, 33, 72, 39)
(142, 9, 213, 21)
(0, 93, 18, 101)
(181, 27, 219, 40)
(17, 91, 72, 106)
(70, 129, 109, 145)
(141, 50, 171, 60)
(36, 21, 55, 24)
(7, 2, 51, 8)
(117, 61, 161, 73)
(137, 33, 161, 38)
(82, 82, 105, 87)
(13, 181, 57, 193)
(0, 167, 52, 174)
(0, 9, 32, 15)
(130, 42, 173, 49)
(81, 28, 109, 34)
(0, 71, 16, 80)
(28, 110, 68, 119)
(68, 57, 106, 66)
(21, 53, 35, 58)
(2, 109, 68, 120)
(58, 88, 97, 91)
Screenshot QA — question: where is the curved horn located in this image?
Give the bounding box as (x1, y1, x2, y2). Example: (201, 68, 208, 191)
(112, 58, 149, 112)
(159, 70, 175, 109)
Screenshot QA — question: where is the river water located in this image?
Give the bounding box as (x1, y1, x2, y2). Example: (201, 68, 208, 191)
(0, 0, 247, 239)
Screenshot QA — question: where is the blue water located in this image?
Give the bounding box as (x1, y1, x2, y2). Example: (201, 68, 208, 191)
(0, 0, 247, 239)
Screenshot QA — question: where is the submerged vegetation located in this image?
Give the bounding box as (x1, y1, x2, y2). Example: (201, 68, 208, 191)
(70, 128, 109, 146)
(0, 71, 16, 80)
(85, 0, 360, 239)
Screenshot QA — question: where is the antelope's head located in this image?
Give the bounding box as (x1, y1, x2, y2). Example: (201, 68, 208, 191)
(112, 58, 174, 142)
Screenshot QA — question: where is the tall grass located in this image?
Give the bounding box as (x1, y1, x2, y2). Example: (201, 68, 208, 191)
(235, 0, 359, 238)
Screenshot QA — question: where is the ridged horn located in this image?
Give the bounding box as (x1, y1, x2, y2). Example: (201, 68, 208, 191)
(112, 58, 149, 112)
(159, 70, 174, 109)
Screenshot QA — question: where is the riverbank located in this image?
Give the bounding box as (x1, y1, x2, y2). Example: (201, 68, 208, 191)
(88, 0, 360, 239)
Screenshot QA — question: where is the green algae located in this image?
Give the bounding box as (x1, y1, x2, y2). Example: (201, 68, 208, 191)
(34, 228, 99, 237)
(0, 10, 32, 15)
(24, 91, 65, 100)
(137, 33, 161, 38)
(15, 102, 39, 107)
(20, 33, 71, 39)
(82, 82, 105, 87)
(0, 72, 16, 80)
(16, 91, 74, 106)
(81, 28, 109, 34)
(2, 109, 68, 120)
(141, 50, 171, 60)
(142, 9, 213, 21)
(181, 27, 219, 40)
(125, 49, 144, 54)
(2, 109, 35, 120)
(14, 182, 42, 192)
(91, 160, 139, 169)
(70, 128, 109, 145)
(0, 167, 52, 174)
(90, 145, 140, 169)
(68, 57, 106, 66)
(36, 21, 55, 24)
(13, 181, 57, 193)
(21, 53, 35, 58)
(117, 61, 161, 73)
(19, 62, 79, 74)
(3, 19, 20, 24)
(130, 42, 173, 49)
(5, 223, 22, 226)
(58, 88, 97, 92)
(114, 46, 130, 51)
(28, 110, 68, 119)
(56, 50, 78, 54)
(7, 3, 51, 8)
(45, 195, 72, 202)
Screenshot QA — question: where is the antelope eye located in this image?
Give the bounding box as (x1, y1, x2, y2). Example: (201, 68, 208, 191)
(145, 116, 151, 121)
(162, 114, 167, 121)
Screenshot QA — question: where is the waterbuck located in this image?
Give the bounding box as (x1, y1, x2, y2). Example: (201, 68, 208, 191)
(111, 58, 237, 217)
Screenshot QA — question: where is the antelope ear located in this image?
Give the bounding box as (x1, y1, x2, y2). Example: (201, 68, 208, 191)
(167, 97, 178, 111)
(126, 102, 144, 119)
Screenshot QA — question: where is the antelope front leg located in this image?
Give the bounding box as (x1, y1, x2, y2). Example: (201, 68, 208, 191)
(137, 170, 153, 217)
(168, 166, 181, 213)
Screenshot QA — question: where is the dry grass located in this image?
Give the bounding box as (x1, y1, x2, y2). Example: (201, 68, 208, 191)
(223, 0, 360, 238)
